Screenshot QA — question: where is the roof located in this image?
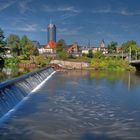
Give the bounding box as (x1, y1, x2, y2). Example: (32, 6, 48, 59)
(44, 40, 56, 49)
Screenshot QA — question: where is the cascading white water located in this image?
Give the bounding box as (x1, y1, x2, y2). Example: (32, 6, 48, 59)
(0, 67, 56, 123)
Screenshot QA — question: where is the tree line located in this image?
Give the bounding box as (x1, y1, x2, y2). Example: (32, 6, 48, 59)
(0, 28, 39, 59)
(0, 28, 52, 68)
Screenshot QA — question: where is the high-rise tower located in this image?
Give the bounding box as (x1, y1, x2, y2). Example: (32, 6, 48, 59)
(48, 23, 56, 43)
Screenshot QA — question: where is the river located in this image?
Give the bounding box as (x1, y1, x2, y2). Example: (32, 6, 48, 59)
(0, 70, 140, 140)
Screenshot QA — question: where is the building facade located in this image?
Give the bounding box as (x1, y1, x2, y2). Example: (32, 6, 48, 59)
(48, 23, 56, 43)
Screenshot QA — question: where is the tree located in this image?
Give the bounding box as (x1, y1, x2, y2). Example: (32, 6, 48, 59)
(7, 34, 21, 56)
(20, 35, 39, 58)
(20, 35, 30, 55)
(121, 40, 138, 53)
(0, 28, 6, 56)
(121, 40, 139, 60)
(34, 55, 48, 67)
(87, 49, 93, 58)
(108, 41, 118, 53)
(30, 46, 39, 56)
(56, 39, 68, 59)
(56, 39, 66, 53)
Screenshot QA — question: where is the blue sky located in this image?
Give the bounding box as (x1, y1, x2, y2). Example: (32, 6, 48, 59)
(0, 0, 140, 47)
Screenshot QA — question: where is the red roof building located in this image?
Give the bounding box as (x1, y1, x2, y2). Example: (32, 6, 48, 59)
(44, 40, 56, 49)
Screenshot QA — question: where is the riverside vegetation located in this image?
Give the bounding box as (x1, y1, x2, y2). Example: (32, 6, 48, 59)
(0, 28, 137, 71)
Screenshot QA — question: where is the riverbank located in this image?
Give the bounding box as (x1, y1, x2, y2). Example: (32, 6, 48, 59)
(50, 59, 136, 71)
(90, 58, 135, 71)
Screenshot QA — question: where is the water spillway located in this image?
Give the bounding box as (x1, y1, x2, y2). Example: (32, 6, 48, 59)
(0, 67, 55, 122)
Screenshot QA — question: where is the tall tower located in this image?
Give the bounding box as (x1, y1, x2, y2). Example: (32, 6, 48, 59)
(48, 23, 56, 43)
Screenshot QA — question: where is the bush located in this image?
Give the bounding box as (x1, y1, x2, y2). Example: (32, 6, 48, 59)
(90, 58, 135, 71)
(58, 50, 68, 60)
(34, 55, 50, 67)
(5, 57, 19, 67)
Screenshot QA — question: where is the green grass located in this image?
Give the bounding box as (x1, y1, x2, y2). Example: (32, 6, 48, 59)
(90, 58, 135, 71)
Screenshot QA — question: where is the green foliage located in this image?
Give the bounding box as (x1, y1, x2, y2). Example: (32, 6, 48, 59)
(6, 34, 21, 56)
(30, 46, 39, 56)
(121, 40, 139, 60)
(90, 58, 135, 71)
(108, 41, 118, 53)
(20, 35, 30, 48)
(0, 28, 6, 56)
(58, 50, 68, 60)
(5, 57, 19, 67)
(23, 41, 39, 58)
(34, 55, 50, 67)
(93, 50, 104, 59)
(56, 39, 68, 59)
(56, 39, 66, 53)
(87, 49, 93, 58)
(121, 40, 138, 53)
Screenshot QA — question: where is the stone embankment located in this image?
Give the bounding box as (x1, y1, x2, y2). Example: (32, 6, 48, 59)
(50, 60, 89, 69)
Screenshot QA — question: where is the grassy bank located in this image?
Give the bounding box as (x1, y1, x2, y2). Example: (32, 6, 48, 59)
(90, 58, 135, 71)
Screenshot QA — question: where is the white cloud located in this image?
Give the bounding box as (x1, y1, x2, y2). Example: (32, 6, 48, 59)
(58, 27, 82, 36)
(41, 28, 46, 32)
(18, 0, 33, 14)
(92, 8, 140, 16)
(60, 13, 78, 20)
(16, 24, 38, 32)
(57, 6, 79, 13)
(43, 5, 80, 13)
(0, 0, 16, 12)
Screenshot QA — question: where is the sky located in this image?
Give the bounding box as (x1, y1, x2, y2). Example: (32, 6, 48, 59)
(0, 0, 140, 47)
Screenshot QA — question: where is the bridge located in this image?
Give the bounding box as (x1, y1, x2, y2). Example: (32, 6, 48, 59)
(129, 60, 140, 71)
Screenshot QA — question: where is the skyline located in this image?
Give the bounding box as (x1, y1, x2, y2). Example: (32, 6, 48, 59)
(1, 0, 140, 46)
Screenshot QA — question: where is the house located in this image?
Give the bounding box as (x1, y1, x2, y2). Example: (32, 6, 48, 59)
(81, 47, 100, 54)
(38, 40, 57, 54)
(67, 43, 81, 57)
(44, 40, 57, 53)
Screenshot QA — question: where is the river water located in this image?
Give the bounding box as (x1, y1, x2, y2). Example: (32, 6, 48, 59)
(0, 70, 140, 140)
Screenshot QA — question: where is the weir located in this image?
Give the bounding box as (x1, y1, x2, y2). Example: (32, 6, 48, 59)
(0, 67, 55, 122)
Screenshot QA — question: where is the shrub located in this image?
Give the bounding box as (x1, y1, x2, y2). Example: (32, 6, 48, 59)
(5, 57, 19, 67)
(34, 55, 50, 67)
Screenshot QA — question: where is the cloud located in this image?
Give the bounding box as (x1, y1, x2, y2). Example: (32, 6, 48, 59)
(92, 8, 140, 16)
(18, 0, 33, 14)
(0, 0, 16, 12)
(43, 5, 80, 13)
(60, 13, 78, 20)
(41, 28, 46, 32)
(16, 24, 38, 32)
(58, 27, 82, 36)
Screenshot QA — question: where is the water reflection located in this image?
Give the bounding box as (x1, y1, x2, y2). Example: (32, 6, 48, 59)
(88, 70, 140, 90)
(0, 68, 38, 83)
(0, 70, 140, 140)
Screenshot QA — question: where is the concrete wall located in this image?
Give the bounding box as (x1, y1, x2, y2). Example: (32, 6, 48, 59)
(50, 60, 89, 69)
